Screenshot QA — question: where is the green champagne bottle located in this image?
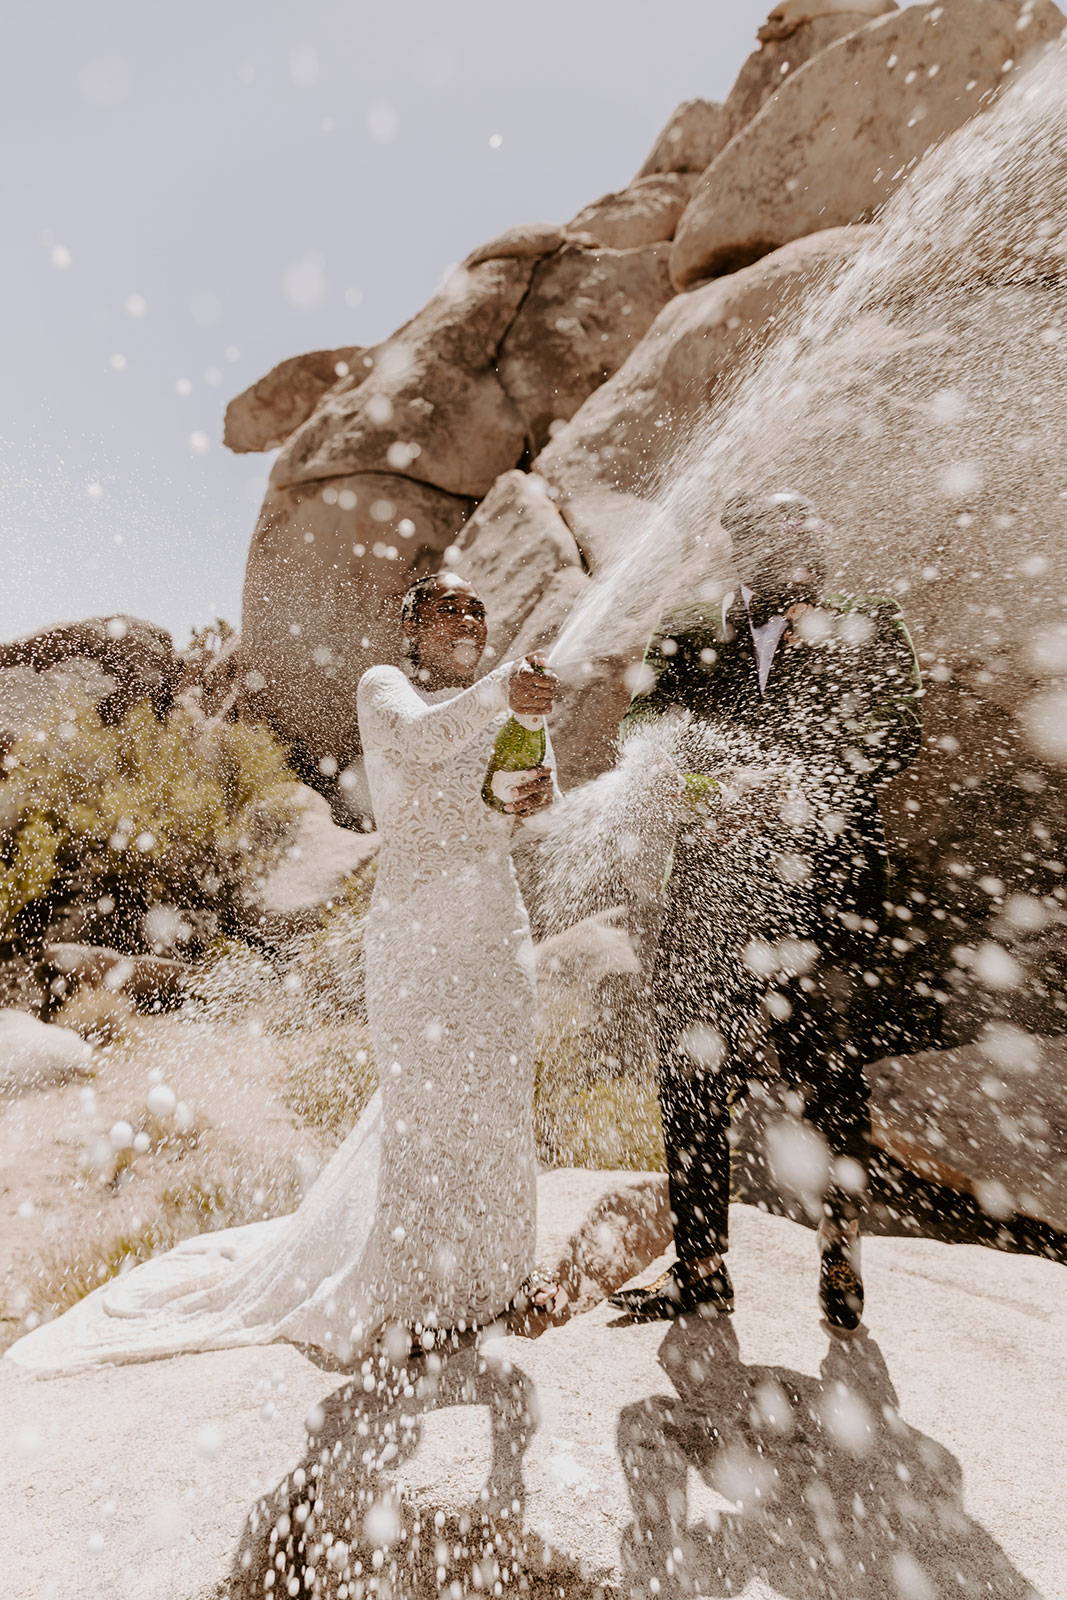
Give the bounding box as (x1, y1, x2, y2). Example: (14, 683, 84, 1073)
(482, 712, 547, 811)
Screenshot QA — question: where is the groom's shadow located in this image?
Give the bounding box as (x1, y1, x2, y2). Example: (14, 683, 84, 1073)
(222, 1341, 599, 1600)
(618, 1320, 1040, 1600)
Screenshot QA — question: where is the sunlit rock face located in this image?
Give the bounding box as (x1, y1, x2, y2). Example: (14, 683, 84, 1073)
(671, 0, 1066, 287)
(534, 226, 873, 570)
(231, 0, 1067, 1029)
(566, 174, 697, 252)
(721, 3, 899, 151)
(238, 244, 672, 784)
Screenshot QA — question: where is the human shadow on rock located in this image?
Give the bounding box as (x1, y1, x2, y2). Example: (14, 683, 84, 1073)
(220, 1342, 599, 1600)
(617, 1320, 1040, 1600)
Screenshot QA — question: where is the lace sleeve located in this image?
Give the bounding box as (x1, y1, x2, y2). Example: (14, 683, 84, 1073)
(357, 662, 511, 762)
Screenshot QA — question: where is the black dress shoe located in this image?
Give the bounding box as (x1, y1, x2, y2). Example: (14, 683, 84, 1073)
(608, 1260, 734, 1321)
(819, 1233, 864, 1332)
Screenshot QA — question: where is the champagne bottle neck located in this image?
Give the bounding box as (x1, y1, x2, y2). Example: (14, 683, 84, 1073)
(512, 713, 544, 732)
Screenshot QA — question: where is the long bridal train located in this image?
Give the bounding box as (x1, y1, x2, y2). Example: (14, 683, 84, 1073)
(7, 660, 539, 1373)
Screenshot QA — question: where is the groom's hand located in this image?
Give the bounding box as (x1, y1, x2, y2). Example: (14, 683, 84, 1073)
(505, 766, 555, 818)
(509, 655, 561, 717)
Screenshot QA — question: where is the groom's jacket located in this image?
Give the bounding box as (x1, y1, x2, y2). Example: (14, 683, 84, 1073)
(620, 591, 923, 933)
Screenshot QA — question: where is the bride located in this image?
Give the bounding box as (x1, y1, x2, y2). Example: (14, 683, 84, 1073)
(7, 572, 560, 1371)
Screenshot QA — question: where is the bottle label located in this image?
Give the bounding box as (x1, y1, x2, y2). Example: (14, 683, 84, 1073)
(513, 713, 544, 733)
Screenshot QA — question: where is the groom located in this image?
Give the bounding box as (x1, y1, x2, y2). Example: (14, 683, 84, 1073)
(609, 491, 922, 1331)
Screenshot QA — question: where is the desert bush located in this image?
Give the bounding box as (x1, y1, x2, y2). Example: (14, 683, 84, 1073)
(0, 701, 297, 956)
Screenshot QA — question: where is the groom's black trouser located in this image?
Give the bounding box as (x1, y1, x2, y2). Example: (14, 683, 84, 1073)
(651, 828, 880, 1262)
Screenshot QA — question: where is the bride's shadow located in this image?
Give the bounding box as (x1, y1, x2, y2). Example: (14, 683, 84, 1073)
(221, 1340, 597, 1600)
(618, 1320, 1040, 1600)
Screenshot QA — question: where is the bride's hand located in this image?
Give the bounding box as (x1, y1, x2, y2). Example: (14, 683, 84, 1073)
(505, 766, 555, 818)
(508, 654, 560, 717)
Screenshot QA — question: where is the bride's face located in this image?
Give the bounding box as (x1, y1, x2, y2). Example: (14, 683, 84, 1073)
(412, 583, 489, 685)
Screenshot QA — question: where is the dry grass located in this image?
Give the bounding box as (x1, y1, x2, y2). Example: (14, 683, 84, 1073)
(535, 1017, 665, 1171)
(21, 1167, 303, 1332)
(279, 1024, 377, 1141)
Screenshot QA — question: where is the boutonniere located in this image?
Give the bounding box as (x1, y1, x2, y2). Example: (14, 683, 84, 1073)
(784, 604, 834, 646)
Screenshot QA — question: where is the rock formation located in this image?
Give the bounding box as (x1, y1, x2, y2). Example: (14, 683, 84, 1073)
(719, 2, 900, 154)
(232, 0, 1065, 780)
(0, 1007, 93, 1094)
(239, 240, 672, 770)
(226, 0, 1067, 1032)
(672, 0, 1065, 285)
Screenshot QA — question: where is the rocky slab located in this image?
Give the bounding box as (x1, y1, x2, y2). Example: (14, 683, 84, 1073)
(250, 785, 378, 939)
(451, 471, 585, 661)
(567, 174, 695, 251)
(719, 5, 896, 150)
(3, 1197, 1063, 1599)
(0, 1008, 93, 1095)
(869, 1033, 1067, 1235)
(496, 242, 674, 453)
(671, 0, 1066, 287)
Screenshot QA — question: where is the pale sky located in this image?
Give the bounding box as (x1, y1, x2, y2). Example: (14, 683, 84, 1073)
(1, 0, 780, 646)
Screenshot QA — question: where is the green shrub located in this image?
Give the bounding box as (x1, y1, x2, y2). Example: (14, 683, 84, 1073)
(0, 701, 298, 954)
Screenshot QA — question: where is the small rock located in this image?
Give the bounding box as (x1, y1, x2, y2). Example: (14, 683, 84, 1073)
(465, 223, 565, 267)
(757, 0, 896, 45)
(41, 944, 189, 1008)
(567, 174, 695, 251)
(0, 1008, 94, 1094)
(868, 1033, 1067, 1234)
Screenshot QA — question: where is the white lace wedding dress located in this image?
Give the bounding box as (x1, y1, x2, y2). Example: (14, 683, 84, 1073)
(7, 662, 538, 1372)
